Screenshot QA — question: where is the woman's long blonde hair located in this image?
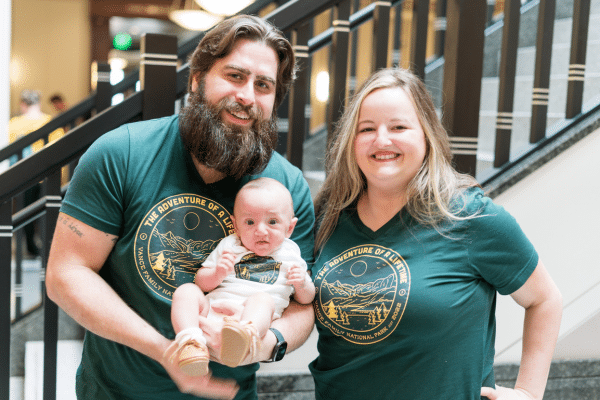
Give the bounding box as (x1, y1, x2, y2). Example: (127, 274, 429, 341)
(314, 68, 479, 254)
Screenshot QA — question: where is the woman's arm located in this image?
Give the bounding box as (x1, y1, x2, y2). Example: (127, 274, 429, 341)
(481, 260, 562, 400)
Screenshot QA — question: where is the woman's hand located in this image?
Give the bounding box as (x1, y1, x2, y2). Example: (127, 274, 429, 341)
(481, 385, 536, 400)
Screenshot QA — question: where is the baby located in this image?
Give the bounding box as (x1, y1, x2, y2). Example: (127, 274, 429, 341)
(170, 177, 315, 375)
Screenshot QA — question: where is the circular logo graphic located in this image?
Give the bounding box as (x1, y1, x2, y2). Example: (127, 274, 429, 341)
(313, 244, 410, 344)
(134, 194, 235, 300)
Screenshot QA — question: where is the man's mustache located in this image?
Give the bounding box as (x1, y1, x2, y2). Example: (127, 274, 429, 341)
(219, 98, 262, 124)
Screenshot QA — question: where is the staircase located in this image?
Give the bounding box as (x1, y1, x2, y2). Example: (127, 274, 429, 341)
(477, 0, 600, 176)
(5, 0, 600, 399)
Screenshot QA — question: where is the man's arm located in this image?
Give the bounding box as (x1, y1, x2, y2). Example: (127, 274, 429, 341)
(269, 300, 314, 353)
(46, 212, 237, 399)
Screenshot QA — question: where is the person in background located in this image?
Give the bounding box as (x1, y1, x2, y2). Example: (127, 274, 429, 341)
(46, 15, 315, 400)
(49, 93, 68, 114)
(310, 68, 562, 400)
(9, 90, 64, 258)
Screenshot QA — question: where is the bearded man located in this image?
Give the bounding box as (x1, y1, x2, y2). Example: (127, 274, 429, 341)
(46, 15, 315, 400)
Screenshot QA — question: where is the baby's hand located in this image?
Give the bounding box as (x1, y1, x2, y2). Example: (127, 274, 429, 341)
(287, 265, 307, 289)
(216, 251, 236, 278)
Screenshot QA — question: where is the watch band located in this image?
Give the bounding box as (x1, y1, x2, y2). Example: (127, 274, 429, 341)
(269, 327, 284, 343)
(264, 327, 287, 362)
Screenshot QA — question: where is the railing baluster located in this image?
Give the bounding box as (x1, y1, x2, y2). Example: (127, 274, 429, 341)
(410, 0, 429, 80)
(288, 22, 313, 169)
(372, 1, 391, 71)
(392, 1, 403, 67)
(326, 0, 351, 150)
(529, 0, 556, 144)
(493, 0, 521, 168)
(14, 237, 23, 320)
(0, 200, 12, 400)
(140, 34, 178, 121)
(349, 0, 360, 94)
(565, 0, 591, 119)
(486, 0, 496, 25)
(442, 0, 487, 176)
(95, 62, 112, 113)
(434, 0, 447, 58)
(42, 170, 62, 400)
(14, 193, 24, 320)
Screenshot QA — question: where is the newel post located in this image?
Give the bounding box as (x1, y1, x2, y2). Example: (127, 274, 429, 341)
(140, 34, 178, 121)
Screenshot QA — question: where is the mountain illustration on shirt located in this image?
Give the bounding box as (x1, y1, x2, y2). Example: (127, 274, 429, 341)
(234, 253, 281, 285)
(150, 230, 220, 280)
(320, 274, 396, 327)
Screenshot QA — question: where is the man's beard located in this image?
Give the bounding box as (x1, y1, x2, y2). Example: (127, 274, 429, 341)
(179, 84, 278, 181)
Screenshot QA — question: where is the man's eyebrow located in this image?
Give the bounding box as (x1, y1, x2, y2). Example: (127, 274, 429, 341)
(224, 64, 276, 86)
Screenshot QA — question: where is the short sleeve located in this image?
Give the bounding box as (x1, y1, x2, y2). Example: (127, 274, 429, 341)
(60, 126, 130, 236)
(466, 193, 538, 295)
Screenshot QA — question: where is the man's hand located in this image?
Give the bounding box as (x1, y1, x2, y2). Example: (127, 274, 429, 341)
(481, 385, 536, 400)
(162, 339, 238, 399)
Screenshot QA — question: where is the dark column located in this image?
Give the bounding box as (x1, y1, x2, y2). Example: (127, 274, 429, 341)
(434, 0, 447, 58)
(441, 0, 487, 176)
(529, 0, 556, 144)
(140, 34, 178, 121)
(410, 0, 430, 80)
(287, 23, 312, 169)
(392, 1, 403, 67)
(372, 1, 391, 71)
(90, 14, 111, 67)
(42, 170, 62, 400)
(565, 0, 591, 118)
(326, 0, 351, 151)
(0, 201, 11, 400)
(493, 0, 521, 167)
(95, 62, 112, 113)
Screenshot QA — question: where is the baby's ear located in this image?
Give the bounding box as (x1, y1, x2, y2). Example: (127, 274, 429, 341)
(230, 215, 238, 232)
(286, 217, 298, 238)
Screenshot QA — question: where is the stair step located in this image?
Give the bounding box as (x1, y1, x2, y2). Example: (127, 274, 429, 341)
(10, 377, 24, 400)
(23, 340, 82, 400)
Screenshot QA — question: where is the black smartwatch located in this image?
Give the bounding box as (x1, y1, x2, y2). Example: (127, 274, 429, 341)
(263, 328, 287, 362)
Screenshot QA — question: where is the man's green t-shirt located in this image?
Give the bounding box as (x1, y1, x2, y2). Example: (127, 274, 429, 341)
(60, 115, 315, 400)
(309, 188, 537, 400)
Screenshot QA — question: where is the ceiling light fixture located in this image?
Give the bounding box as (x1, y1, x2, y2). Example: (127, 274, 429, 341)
(169, 0, 223, 31)
(195, 0, 255, 16)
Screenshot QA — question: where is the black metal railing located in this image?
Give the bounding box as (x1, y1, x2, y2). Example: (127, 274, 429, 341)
(1, 0, 598, 399)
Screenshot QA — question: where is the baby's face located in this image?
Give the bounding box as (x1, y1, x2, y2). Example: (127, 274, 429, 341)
(232, 189, 297, 257)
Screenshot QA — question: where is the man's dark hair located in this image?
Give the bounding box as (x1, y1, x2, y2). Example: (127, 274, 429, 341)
(187, 15, 296, 111)
(49, 94, 64, 103)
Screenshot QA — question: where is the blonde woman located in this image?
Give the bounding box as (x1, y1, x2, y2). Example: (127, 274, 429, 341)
(310, 68, 562, 400)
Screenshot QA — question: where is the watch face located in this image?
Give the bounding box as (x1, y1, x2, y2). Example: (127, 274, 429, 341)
(275, 342, 287, 361)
